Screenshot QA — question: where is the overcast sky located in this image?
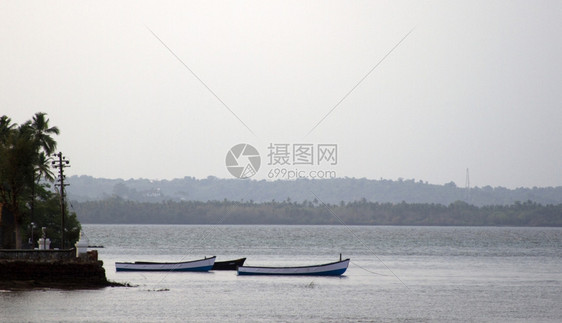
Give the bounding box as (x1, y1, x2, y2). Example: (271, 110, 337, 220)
(1, 1, 561, 188)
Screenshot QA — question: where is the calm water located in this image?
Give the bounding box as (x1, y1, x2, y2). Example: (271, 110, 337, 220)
(1, 225, 561, 322)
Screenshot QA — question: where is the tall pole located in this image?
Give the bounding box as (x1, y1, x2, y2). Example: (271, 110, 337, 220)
(465, 168, 470, 203)
(52, 152, 70, 249)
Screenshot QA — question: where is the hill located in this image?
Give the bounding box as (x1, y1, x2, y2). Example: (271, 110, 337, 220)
(66, 175, 562, 207)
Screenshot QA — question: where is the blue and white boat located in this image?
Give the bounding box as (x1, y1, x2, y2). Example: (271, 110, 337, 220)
(237, 258, 349, 276)
(115, 256, 216, 272)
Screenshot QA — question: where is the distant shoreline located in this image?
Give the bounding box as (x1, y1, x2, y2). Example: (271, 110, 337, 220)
(74, 199, 562, 227)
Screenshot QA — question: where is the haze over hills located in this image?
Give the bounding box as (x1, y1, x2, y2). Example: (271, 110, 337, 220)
(66, 175, 562, 207)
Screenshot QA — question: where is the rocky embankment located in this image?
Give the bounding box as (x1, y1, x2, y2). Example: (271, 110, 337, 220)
(0, 250, 124, 290)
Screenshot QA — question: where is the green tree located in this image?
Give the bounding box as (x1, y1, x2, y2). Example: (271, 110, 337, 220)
(28, 189, 81, 248)
(25, 112, 60, 156)
(0, 113, 71, 249)
(0, 122, 36, 248)
(25, 112, 59, 227)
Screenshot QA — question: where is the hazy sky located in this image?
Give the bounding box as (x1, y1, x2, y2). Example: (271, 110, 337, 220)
(1, 1, 561, 188)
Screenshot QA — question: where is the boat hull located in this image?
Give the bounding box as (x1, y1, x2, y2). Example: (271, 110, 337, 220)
(115, 256, 216, 272)
(212, 258, 246, 271)
(237, 259, 349, 276)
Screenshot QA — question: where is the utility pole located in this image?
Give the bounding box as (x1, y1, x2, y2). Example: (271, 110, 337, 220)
(52, 152, 70, 249)
(465, 168, 470, 203)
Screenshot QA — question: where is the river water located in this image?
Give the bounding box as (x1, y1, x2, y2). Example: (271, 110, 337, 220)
(1, 225, 561, 322)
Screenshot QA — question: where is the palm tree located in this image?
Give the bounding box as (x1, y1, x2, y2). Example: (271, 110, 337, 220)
(35, 152, 55, 182)
(0, 116, 15, 144)
(29, 151, 56, 230)
(25, 113, 60, 237)
(25, 112, 60, 155)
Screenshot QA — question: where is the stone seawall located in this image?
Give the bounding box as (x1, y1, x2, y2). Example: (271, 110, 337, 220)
(0, 248, 75, 261)
(0, 250, 121, 289)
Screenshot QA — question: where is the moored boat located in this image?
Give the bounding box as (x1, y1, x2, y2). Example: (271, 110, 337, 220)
(115, 256, 216, 272)
(212, 257, 246, 271)
(237, 258, 349, 276)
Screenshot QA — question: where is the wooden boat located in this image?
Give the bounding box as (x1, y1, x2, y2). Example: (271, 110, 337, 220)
(212, 257, 246, 271)
(237, 258, 350, 276)
(115, 256, 216, 272)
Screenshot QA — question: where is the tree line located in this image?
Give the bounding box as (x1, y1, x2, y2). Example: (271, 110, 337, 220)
(0, 113, 80, 249)
(73, 197, 562, 226)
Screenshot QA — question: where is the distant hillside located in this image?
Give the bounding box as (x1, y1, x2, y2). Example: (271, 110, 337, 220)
(66, 175, 562, 207)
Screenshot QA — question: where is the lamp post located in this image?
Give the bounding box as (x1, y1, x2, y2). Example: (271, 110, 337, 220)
(52, 152, 70, 249)
(29, 222, 36, 248)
